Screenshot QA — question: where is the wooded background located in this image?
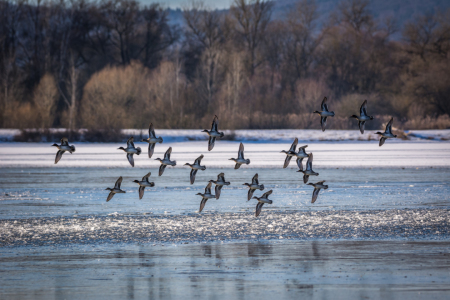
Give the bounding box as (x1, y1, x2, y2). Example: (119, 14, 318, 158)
(1, 0, 449, 131)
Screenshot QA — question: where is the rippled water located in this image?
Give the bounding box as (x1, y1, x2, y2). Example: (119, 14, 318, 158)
(1, 140, 450, 299)
(1, 241, 449, 300)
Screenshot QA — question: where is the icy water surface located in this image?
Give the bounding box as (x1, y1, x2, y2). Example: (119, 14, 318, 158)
(0, 167, 449, 219)
(1, 241, 450, 300)
(1, 140, 450, 299)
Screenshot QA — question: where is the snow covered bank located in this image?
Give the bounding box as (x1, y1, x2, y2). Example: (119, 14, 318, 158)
(1, 128, 449, 143)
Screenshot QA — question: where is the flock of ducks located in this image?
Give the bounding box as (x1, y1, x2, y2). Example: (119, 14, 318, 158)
(52, 99, 397, 217)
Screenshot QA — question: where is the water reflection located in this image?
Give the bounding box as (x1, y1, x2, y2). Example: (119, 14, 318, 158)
(1, 241, 450, 299)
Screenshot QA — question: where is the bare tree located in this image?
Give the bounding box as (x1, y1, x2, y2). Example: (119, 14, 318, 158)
(33, 73, 58, 128)
(183, 2, 227, 106)
(230, 0, 273, 76)
(223, 51, 245, 120)
(0, 0, 25, 126)
(338, 0, 373, 33)
(403, 10, 450, 61)
(285, 0, 323, 80)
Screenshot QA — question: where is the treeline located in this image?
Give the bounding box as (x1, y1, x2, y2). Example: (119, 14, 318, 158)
(1, 0, 450, 132)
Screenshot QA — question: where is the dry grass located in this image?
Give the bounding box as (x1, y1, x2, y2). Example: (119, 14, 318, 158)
(403, 115, 450, 130)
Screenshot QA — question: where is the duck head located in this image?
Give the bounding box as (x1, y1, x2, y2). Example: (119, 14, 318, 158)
(51, 143, 58, 147)
(201, 129, 209, 133)
(184, 163, 191, 167)
(229, 158, 237, 162)
(280, 150, 288, 154)
(105, 187, 113, 191)
(132, 180, 140, 184)
(243, 183, 250, 187)
(154, 158, 162, 162)
(117, 147, 126, 151)
(196, 193, 203, 196)
(350, 115, 358, 119)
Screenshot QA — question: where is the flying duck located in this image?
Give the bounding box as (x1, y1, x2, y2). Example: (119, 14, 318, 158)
(229, 142, 250, 169)
(350, 100, 374, 134)
(313, 97, 335, 131)
(209, 172, 230, 199)
(197, 182, 216, 213)
(141, 123, 163, 158)
(297, 153, 319, 183)
(184, 154, 206, 184)
(376, 117, 397, 146)
(52, 137, 76, 164)
(133, 172, 155, 199)
(155, 147, 177, 176)
(253, 190, 273, 217)
(118, 137, 142, 167)
(243, 173, 264, 201)
(202, 115, 224, 151)
(295, 145, 309, 171)
(307, 180, 328, 203)
(105, 176, 126, 202)
(280, 137, 298, 168)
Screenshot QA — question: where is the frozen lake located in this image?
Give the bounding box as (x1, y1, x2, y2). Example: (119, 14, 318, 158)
(1, 139, 450, 299)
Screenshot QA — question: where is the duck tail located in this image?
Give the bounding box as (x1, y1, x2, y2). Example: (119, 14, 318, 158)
(260, 185, 264, 190)
(324, 185, 329, 189)
(246, 159, 251, 165)
(159, 137, 163, 143)
(136, 147, 142, 155)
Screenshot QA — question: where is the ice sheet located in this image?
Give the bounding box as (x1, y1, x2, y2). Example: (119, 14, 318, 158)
(1, 140, 449, 168)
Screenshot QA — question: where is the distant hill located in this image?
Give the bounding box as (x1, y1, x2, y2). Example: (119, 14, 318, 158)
(166, 0, 450, 39)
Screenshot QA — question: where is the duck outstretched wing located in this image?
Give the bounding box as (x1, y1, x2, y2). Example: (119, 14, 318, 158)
(55, 150, 64, 164)
(255, 202, 264, 217)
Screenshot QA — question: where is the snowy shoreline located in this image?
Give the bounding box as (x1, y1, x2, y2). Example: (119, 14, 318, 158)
(1, 128, 449, 142)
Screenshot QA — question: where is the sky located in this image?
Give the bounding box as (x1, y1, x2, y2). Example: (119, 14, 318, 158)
(139, 0, 232, 9)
